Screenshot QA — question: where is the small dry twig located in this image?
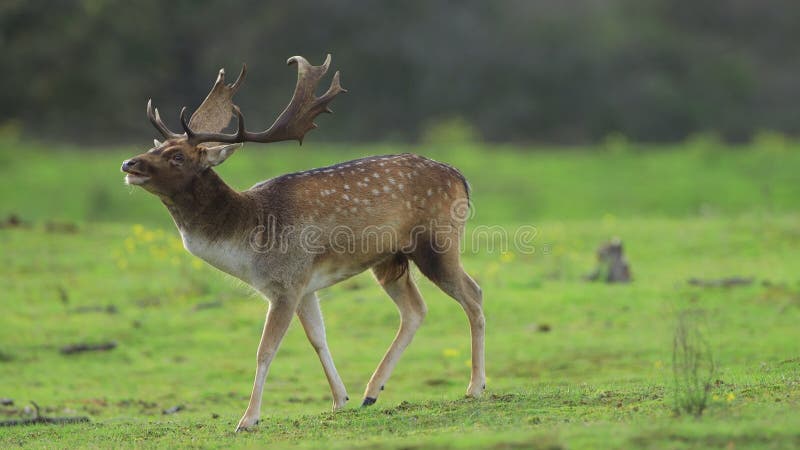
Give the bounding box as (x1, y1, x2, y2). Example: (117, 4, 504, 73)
(0, 401, 90, 427)
(687, 277, 754, 288)
(60, 341, 117, 355)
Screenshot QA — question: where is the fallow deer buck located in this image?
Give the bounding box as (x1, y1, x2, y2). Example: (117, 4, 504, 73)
(121, 55, 484, 431)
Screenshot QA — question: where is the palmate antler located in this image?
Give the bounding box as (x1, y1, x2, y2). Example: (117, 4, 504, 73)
(189, 65, 247, 134)
(147, 64, 247, 141)
(147, 54, 346, 146)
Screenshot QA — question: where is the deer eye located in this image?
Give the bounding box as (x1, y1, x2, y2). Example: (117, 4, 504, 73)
(172, 153, 184, 162)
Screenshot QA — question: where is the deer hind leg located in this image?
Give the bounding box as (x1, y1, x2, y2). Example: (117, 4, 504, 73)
(362, 255, 428, 406)
(236, 293, 300, 432)
(412, 243, 485, 398)
(296, 292, 349, 410)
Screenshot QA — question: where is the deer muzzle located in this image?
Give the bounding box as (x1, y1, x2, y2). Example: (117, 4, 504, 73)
(121, 158, 150, 185)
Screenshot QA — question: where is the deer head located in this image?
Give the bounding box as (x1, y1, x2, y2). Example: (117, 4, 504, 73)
(121, 55, 346, 198)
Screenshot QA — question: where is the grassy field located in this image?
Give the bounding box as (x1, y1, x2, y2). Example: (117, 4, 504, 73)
(0, 138, 799, 448)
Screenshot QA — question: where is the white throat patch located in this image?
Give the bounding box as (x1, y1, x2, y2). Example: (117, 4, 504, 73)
(180, 230, 254, 284)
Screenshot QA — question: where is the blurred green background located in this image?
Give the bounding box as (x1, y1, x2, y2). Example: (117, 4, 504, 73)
(2, 0, 800, 145)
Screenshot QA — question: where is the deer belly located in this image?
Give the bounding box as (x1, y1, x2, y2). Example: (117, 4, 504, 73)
(305, 266, 362, 293)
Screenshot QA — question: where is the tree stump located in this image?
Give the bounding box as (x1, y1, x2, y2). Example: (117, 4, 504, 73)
(585, 238, 631, 283)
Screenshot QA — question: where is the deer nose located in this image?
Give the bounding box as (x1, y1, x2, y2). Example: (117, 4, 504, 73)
(121, 158, 139, 172)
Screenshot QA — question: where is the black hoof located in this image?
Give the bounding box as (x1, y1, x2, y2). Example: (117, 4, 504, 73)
(380, 385, 385, 391)
(361, 397, 377, 407)
(482, 384, 486, 389)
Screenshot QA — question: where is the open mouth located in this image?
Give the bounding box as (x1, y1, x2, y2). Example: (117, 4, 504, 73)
(124, 170, 150, 185)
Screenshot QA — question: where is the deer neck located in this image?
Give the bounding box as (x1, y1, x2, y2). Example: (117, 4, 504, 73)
(161, 169, 251, 242)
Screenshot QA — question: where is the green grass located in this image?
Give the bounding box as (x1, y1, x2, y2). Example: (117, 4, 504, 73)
(0, 138, 798, 226)
(0, 139, 798, 448)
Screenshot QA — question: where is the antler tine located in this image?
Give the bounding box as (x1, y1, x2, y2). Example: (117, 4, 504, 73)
(179, 107, 194, 140)
(231, 105, 246, 139)
(180, 54, 345, 147)
(320, 71, 347, 113)
(231, 64, 247, 91)
(147, 99, 181, 140)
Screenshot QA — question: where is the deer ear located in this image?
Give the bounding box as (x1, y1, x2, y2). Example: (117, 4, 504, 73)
(202, 143, 242, 167)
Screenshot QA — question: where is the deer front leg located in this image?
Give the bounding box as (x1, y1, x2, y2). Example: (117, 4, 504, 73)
(236, 294, 299, 432)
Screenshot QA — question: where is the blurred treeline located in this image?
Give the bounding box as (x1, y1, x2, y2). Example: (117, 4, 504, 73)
(1, 0, 798, 145)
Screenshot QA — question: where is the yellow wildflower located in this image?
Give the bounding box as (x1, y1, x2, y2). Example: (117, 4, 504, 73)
(500, 251, 515, 263)
(442, 348, 460, 358)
